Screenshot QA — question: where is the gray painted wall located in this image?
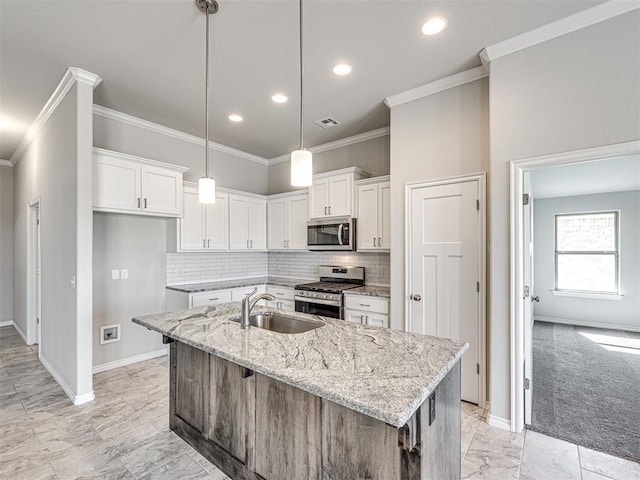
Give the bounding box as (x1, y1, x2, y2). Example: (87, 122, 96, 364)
(533, 191, 640, 330)
(268, 135, 390, 194)
(93, 114, 269, 195)
(389, 77, 490, 333)
(0, 166, 13, 324)
(13, 82, 95, 397)
(93, 212, 167, 366)
(489, 11, 640, 421)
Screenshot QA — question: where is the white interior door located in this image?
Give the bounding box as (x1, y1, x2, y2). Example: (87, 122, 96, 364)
(409, 179, 481, 404)
(523, 172, 534, 424)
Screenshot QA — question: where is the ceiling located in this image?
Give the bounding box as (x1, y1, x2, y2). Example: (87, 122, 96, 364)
(531, 155, 640, 199)
(0, 0, 604, 161)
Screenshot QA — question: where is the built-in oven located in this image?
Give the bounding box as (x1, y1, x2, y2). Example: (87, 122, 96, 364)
(294, 292, 343, 319)
(307, 217, 355, 251)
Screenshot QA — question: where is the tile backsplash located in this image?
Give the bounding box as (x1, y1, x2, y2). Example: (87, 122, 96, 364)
(167, 251, 390, 286)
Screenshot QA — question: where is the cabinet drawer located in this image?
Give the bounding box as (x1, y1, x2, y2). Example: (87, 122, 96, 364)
(344, 295, 388, 314)
(191, 290, 232, 307)
(265, 286, 295, 301)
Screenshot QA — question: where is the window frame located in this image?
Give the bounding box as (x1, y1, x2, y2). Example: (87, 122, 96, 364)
(554, 210, 620, 295)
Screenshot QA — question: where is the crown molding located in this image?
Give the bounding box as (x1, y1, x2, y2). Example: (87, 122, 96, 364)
(268, 127, 390, 165)
(384, 66, 488, 109)
(0, 160, 12, 167)
(93, 105, 269, 166)
(480, 1, 640, 64)
(10, 67, 102, 165)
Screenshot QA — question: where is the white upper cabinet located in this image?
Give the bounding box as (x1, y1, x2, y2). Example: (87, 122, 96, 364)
(356, 177, 391, 251)
(308, 168, 369, 219)
(178, 184, 228, 251)
(267, 192, 308, 251)
(93, 148, 186, 217)
(229, 194, 267, 251)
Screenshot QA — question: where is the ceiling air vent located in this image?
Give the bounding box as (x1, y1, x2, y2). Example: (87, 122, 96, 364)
(314, 117, 341, 129)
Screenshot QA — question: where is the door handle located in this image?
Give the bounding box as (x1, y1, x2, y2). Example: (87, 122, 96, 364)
(532, 296, 540, 303)
(411, 294, 422, 302)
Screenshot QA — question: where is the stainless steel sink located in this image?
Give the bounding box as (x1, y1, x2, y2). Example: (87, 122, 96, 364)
(231, 313, 323, 334)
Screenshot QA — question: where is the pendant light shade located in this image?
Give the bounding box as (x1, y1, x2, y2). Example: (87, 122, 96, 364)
(198, 0, 218, 204)
(290, 149, 312, 186)
(198, 177, 216, 204)
(290, 0, 312, 187)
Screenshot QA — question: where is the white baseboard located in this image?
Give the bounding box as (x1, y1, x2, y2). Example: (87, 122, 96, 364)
(487, 413, 512, 432)
(39, 353, 95, 406)
(92, 347, 169, 374)
(0, 319, 13, 327)
(12, 321, 29, 344)
(534, 316, 640, 333)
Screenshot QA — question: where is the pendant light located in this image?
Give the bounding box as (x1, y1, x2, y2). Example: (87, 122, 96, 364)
(197, 0, 218, 204)
(290, 0, 312, 187)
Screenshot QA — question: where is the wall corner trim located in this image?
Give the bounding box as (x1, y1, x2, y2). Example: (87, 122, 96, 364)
(487, 413, 512, 432)
(93, 105, 269, 166)
(39, 353, 95, 405)
(268, 126, 390, 165)
(9, 66, 102, 166)
(481, 1, 640, 63)
(384, 66, 488, 108)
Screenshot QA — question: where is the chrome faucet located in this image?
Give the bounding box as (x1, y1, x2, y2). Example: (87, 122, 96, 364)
(241, 288, 275, 329)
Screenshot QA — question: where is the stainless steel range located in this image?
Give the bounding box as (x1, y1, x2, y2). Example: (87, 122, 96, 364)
(294, 266, 365, 319)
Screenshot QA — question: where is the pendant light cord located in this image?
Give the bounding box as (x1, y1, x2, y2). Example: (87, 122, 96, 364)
(299, 0, 304, 150)
(205, 1, 211, 179)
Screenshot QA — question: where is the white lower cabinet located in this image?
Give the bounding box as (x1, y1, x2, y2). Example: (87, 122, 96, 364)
(265, 286, 295, 312)
(191, 290, 233, 307)
(343, 294, 389, 328)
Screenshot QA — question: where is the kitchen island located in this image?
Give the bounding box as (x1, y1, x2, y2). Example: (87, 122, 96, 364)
(133, 303, 467, 480)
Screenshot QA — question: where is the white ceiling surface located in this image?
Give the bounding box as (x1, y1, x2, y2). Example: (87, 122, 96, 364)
(0, 0, 604, 161)
(531, 155, 640, 199)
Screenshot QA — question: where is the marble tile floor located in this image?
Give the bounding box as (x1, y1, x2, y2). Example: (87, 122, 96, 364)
(1, 325, 638, 480)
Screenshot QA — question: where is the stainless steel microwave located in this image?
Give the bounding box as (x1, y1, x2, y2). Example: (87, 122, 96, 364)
(307, 217, 355, 251)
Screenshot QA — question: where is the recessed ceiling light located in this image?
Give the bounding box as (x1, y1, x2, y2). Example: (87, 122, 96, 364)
(332, 63, 352, 76)
(272, 93, 288, 103)
(421, 16, 447, 36)
(228, 114, 243, 122)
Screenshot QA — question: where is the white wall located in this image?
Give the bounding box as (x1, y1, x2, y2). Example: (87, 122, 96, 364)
(268, 135, 390, 194)
(488, 10, 640, 422)
(0, 166, 13, 325)
(389, 78, 490, 331)
(93, 113, 269, 195)
(93, 212, 167, 367)
(13, 78, 96, 401)
(533, 191, 640, 330)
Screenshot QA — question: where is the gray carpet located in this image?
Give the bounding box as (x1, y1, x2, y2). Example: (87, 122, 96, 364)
(530, 321, 640, 463)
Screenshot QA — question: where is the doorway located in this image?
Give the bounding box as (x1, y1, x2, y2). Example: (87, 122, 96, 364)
(27, 199, 41, 354)
(510, 141, 640, 436)
(406, 173, 486, 406)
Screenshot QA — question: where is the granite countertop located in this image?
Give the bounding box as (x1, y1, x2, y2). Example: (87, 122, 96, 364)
(132, 304, 467, 428)
(344, 286, 391, 298)
(166, 276, 308, 293)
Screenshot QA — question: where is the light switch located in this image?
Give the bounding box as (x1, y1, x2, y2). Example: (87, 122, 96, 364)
(121, 269, 128, 280)
(111, 269, 120, 280)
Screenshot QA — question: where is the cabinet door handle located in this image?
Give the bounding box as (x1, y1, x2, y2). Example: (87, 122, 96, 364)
(324, 206, 327, 215)
(360, 315, 364, 323)
(203, 239, 206, 248)
(250, 240, 253, 248)
(144, 198, 147, 209)
(246, 240, 249, 248)
(373, 237, 377, 247)
(209, 298, 219, 301)
(378, 237, 382, 247)
(328, 206, 331, 215)
(207, 239, 210, 248)
(411, 294, 422, 302)
(366, 315, 370, 324)
(137, 198, 141, 209)
(360, 304, 371, 307)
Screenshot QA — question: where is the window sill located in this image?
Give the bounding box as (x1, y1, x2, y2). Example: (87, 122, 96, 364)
(551, 290, 623, 301)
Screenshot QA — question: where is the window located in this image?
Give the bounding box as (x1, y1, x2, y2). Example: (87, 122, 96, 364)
(555, 212, 619, 294)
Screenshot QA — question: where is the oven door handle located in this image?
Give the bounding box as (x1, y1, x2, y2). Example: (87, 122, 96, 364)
(295, 296, 341, 307)
(338, 224, 344, 245)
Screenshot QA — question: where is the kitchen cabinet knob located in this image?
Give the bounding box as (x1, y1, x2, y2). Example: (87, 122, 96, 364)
(411, 294, 422, 302)
(532, 296, 540, 303)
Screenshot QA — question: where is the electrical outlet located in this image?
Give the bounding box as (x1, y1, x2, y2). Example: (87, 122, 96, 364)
(121, 269, 128, 280)
(111, 269, 120, 280)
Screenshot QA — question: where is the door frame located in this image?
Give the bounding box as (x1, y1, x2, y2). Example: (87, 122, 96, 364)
(509, 140, 640, 433)
(26, 197, 41, 351)
(405, 172, 487, 409)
